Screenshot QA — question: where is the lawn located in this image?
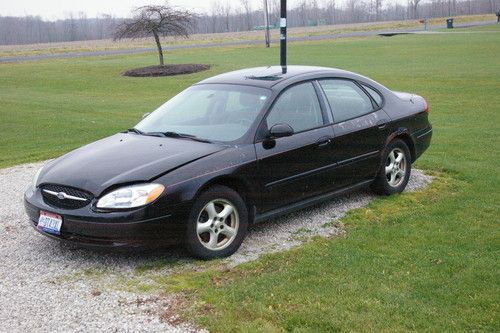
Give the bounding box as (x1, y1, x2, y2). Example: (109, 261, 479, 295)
(1, 27, 499, 331)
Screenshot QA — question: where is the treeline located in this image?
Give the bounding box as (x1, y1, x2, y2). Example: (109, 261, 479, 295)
(0, 0, 498, 45)
(0, 14, 120, 45)
(198, 0, 499, 34)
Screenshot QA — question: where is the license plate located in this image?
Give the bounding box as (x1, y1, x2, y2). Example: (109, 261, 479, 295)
(37, 211, 63, 235)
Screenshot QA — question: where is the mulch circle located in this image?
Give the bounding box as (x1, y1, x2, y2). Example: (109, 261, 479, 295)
(123, 64, 211, 77)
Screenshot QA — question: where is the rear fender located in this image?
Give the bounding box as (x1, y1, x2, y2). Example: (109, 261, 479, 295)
(378, 128, 416, 170)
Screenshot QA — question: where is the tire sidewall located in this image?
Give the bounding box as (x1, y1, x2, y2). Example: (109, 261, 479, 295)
(185, 185, 248, 259)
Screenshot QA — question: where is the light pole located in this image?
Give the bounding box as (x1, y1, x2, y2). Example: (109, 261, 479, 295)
(263, 0, 271, 47)
(280, 0, 287, 73)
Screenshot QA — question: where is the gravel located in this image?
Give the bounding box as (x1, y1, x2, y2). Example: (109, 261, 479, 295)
(0, 161, 432, 332)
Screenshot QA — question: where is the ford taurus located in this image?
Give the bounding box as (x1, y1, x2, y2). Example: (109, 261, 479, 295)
(24, 66, 432, 259)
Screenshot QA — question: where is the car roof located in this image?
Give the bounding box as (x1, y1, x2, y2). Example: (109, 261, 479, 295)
(196, 65, 357, 89)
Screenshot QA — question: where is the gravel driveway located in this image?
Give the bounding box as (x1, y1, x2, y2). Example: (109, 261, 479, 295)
(0, 161, 431, 332)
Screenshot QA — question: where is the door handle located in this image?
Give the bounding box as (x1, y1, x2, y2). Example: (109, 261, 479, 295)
(377, 120, 388, 130)
(317, 137, 333, 148)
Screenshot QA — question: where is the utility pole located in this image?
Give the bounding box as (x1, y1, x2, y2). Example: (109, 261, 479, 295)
(280, 0, 287, 73)
(263, 0, 271, 47)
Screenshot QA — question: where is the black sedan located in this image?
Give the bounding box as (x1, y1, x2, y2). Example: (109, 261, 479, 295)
(25, 66, 432, 259)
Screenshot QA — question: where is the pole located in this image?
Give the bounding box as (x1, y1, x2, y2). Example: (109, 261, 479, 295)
(263, 0, 270, 47)
(280, 0, 287, 73)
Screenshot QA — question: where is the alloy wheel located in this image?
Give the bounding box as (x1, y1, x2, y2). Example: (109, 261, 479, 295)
(196, 199, 239, 250)
(385, 148, 407, 187)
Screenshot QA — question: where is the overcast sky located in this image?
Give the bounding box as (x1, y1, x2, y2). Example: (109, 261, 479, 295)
(0, 0, 407, 20)
(0, 0, 272, 19)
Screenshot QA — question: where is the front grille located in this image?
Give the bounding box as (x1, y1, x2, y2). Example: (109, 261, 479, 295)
(41, 184, 94, 210)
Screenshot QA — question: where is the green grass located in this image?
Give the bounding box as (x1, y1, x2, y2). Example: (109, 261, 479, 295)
(1, 28, 499, 331)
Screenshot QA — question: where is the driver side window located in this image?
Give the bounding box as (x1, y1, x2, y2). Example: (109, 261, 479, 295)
(266, 82, 324, 133)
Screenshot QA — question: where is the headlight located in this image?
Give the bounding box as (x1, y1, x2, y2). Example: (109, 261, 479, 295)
(33, 167, 43, 188)
(96, 184, 165, 209)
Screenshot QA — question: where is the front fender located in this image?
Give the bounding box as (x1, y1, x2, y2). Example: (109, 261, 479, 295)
(157, 145, 258, 205)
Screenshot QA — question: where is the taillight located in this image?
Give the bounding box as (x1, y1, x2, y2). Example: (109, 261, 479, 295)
(423, 99, 429, 113)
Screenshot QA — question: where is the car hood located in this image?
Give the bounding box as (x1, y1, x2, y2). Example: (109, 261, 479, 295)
(39, 133, 226, 196)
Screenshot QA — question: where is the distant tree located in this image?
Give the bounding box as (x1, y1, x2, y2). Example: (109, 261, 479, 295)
(489, 0, 497, 12)
(113, 4, 194, 66)
(297, 0, 308, 26)
(375, 0, 384, 20)
(223, 1, 232, 32)
(210, 1, 222, 33)
(240, 0, 253, 30)
(410, 0, 423, 18)
(347, 0, 359, 22)
(269, 0, 281, 25)
(324, 0, 336, 24)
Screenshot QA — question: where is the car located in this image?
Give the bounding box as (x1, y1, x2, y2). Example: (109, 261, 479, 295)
(24, 65, 432, 259)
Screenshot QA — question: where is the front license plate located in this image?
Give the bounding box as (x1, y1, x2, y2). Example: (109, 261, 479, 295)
(37, 211, 63, 235)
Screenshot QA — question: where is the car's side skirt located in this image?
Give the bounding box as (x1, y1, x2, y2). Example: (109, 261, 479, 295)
(265, 150, 380, 189)
(254, 179, 373, 224)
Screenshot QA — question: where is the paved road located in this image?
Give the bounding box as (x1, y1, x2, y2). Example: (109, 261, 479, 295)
(0, 20, 496, 63)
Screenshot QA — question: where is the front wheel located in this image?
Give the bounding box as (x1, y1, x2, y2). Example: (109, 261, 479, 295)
(185, 186, 248, 259)
(372, 139, 412, 195)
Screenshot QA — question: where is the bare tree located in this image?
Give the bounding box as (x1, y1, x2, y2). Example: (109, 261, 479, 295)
(222, 1, 232, 32)
(489, 0, 496, 12)
(311, 0, 321, 25)
(210, 1, 223, 33)
(65, 13, 77, 41)
(269, 0, 281, 24)
(297, 0, 308, 26)
(240, 0, 253, 30)
(410, 0, 423, 18)
(113, 4, 194, 66)
(347, 0, 359, 22)
(375, 0, 384, 20)
(324, 0, 337, 24)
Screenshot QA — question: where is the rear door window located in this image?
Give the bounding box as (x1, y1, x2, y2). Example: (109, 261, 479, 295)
(319, 79, 374, 123)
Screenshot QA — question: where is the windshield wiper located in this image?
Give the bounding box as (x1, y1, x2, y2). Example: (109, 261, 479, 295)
(127, 129, 168, 138)
(148, 131, 212, 143)
(126, 128, 145, 135)
(126, 129, 212, 143)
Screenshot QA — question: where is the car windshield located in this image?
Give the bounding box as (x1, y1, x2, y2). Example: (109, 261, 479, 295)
(135, 84, 271, 142)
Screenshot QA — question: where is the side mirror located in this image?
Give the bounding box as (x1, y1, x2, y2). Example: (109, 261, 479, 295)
(268, 123, 294, 139)
(142, 112, 151, 119)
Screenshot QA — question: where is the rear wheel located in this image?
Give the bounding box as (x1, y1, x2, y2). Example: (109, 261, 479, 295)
(372, 139, 411, 195)
(185, 186, 248, 259)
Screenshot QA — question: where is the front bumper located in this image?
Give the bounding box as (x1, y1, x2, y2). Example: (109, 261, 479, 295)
(24, 187, 189, 249)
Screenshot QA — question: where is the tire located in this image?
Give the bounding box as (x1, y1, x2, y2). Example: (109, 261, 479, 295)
(372, 139, 412, 195)
(185, 185, 248, 259)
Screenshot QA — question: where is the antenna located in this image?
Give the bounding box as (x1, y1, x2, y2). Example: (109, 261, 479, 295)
(280, 0, 287, 74)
